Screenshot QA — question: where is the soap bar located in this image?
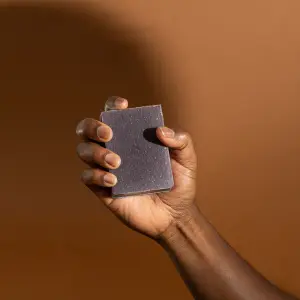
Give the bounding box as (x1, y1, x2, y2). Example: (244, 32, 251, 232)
(100, 105, 174, 198)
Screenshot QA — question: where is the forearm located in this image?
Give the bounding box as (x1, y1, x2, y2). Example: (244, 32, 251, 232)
(158, 203, 297, 300)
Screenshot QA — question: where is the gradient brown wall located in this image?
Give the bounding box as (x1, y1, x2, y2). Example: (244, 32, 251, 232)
(0, 1, 299, 299)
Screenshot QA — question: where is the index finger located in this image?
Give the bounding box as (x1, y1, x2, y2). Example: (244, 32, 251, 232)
(76, 97, 129, 142)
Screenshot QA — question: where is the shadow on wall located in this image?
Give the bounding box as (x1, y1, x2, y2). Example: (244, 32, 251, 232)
(0, 1, 179, 219)
(0, 1, 177, 127)
(0, 3, 187, 299)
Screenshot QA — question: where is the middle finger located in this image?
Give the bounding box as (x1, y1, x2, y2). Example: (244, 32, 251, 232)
(77, 142, 121, 169)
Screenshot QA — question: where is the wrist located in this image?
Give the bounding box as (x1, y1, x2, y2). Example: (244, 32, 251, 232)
(157, 202, 204, 246)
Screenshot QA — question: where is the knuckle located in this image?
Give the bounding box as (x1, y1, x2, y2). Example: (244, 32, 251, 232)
(181, 131, 192, 142)
(84, 118, 96, 129)
(81, 169, 95, 184)
(77, 142, 94, 161)
(80, 118, 91, 128)
(105, 96, 118, 108)
(174, 128, 191, 141)
(176, 132, 191, 149)
(76, 118, 95, 137)
(76, 143, 84, 155)
(76, 119, 86, 136)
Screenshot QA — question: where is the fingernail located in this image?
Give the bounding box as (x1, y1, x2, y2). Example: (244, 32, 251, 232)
(105, 153, 121, 168)
(81, 169, 93, 183)
(97, 125, 111, 140)
(160, 127, 175, 138)
(114, 97, 126, 107)
(106, 97, 127, 110)
(103, 173, 117, 186)
(76, 120, 85, 136)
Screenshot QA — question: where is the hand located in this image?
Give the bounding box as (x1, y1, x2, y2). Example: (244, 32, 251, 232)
(76, 97, 197, 240)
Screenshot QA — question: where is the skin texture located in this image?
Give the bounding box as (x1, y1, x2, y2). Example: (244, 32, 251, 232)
(76, 97, 298, 300)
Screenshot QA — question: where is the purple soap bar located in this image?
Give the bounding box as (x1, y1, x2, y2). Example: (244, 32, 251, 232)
(100, 105, 174, 198)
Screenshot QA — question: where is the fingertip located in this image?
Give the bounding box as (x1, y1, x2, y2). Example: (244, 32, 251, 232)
(156, 127, 179, 150)
(105, 96, 128, 111)
(104, 152, 122, 169)
(116, 98, 128, 110)
(81, 169, 118, 188)
(103, 173, 118, 187)
(96, 124, 113, 142)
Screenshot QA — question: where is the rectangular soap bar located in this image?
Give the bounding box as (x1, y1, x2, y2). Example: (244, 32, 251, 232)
(100, 105, 174, 198)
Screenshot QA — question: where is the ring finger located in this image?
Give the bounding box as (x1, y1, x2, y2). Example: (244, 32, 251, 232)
(81, 168, 117, 187)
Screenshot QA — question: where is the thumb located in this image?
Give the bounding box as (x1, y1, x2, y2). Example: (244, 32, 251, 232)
(156, 127, 197, 172)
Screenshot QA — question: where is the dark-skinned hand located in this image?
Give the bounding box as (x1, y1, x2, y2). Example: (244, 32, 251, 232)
(76, 97, 197, 239)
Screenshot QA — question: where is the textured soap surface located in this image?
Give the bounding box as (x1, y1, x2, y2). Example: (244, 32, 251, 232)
(100, 105, 174, 198)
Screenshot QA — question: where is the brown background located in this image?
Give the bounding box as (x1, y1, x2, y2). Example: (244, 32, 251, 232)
(0, 1, 299, 299)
